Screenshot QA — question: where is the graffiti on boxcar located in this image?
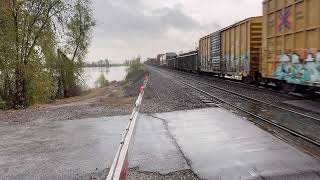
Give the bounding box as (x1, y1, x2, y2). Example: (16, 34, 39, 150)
(224, 52, 250, 75)
(273, 49, 320, 85)
(224, 54, 230, 71)
(230, 54, 234, 71)
(278, 7, 292, 32)
(240, 51, 250, 73)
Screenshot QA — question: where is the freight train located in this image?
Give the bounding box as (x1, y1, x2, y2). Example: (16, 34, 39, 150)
(145, 0, 320, 92)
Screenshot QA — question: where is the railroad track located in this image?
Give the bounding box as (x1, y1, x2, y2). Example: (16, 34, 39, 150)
(152, 67, 320, 147)
(177, 74, 320, 122)
(154, 66, 320, 121)
(166, 68, 304, 100)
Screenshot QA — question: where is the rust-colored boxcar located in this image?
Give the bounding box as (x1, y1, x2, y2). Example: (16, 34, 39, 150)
(221, 16, 263, 81)
(262, 0, 320, 86)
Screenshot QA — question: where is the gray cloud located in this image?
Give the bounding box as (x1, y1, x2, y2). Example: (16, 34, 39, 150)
(87, 0, 261, 62)
(93, 0, 217, 39)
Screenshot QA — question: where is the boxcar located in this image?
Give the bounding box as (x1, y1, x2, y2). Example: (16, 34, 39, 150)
(199, 32, 221, 74)
(160, 52, 177, 67)
(159, 54, 165, 66)
(176, 51, 198, 72)
(155, 54, 163, 66)
(145, 58, 157, 66)
(167, 57, 177, 69)
(262, 0, 320, 87)
(221, 16, 263, 82)
(151, 58, 157, 66)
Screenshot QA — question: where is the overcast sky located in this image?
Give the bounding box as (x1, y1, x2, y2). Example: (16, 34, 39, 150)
(87, 0, 264, 63)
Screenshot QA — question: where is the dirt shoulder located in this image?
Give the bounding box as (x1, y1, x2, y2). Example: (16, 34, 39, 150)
(0, 82, 137, 125)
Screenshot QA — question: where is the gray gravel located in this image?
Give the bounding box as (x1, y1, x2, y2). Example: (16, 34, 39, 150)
(0, 83, 137, 125)
(164, 68, 320, 118)
(127, 168, 198, 180)
(141, 67, 206, 114)
(0, 104, 132, 125)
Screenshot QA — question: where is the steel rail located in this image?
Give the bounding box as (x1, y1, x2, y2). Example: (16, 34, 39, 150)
(165, 67, 301, 100)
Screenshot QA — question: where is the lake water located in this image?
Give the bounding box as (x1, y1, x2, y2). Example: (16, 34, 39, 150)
(83, 66, 128, 89)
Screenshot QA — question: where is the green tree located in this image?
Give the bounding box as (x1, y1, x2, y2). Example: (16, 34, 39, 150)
(58, 0, 95, 97)
(125, 57, 145, 83)
(66, 0, 95, 62)
(0, 0, 68, 107)
(105, 59, 110, 67)
(0, 0, 95, 108)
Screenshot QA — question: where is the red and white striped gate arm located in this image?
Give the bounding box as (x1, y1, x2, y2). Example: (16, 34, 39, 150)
(106, 77, 148, 180)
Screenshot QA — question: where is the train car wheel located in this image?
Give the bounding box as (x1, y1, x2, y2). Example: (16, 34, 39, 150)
(243, 77, 254, 84)
(281, 83, 296, 94)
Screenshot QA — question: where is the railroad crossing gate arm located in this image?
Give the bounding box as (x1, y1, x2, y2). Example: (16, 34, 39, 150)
(106, 78, 148, 180)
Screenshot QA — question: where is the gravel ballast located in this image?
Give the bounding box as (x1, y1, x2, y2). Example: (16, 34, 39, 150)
(157, 66, 320, 118)
(141, 68, 206, 114)
(76, 168, 198, 180)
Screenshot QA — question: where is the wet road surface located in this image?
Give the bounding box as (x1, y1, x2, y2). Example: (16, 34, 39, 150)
(0, 115, 190, 180)
(130, 115, 189, 174)
(0, 116, 128, 179)
(156, 108, 320, 179)
(1, 108, 320, 179)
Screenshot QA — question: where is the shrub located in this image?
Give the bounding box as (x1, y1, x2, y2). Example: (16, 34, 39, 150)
(125, 59, 146, 83)
(0, 101, 6, 109)
(96, 73, 109, 88)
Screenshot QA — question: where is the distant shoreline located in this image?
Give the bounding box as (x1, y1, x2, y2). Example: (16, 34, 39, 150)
(83, 65, 129, 68)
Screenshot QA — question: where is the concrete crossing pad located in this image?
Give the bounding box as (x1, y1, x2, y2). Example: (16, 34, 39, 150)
(156, 108, 320, 180)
